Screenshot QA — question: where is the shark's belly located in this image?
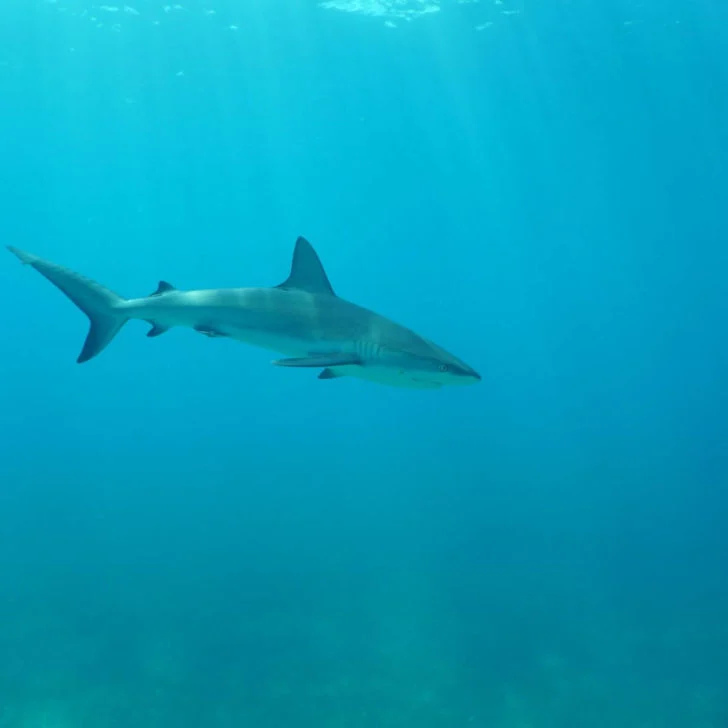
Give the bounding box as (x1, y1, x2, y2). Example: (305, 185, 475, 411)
(136, 292, 440, 387)
(328, 364, 442, 389)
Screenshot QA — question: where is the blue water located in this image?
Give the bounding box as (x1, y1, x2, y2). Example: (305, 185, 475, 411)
(1, 1, 727, 726)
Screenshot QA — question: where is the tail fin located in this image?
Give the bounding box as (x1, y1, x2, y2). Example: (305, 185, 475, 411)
(7, 246, 128, 363)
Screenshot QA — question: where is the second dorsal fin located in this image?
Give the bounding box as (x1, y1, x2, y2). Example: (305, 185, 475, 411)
(151, 280, 176, 296)
(276, 237, 335, 296)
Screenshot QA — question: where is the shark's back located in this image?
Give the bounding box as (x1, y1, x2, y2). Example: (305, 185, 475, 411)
(212, 285, 431, 356)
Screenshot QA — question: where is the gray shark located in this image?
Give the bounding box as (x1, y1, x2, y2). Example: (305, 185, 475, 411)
(7, 237, 480, 389)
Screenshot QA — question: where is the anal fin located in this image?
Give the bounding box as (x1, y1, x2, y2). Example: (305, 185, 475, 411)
(146, 323, 170, 338)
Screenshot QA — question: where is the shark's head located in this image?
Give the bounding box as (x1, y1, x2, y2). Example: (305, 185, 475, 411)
(381, 338, 482, 389)
(275, 237, 482, 390)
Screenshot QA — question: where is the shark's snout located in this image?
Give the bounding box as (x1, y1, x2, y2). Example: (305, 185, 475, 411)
(436, 360, 481, 386)
(448, 355, 482, 384)
(458, 365, 482, 384)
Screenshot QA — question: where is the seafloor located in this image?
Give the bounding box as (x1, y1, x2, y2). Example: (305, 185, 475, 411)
(1, 562, 725, 728)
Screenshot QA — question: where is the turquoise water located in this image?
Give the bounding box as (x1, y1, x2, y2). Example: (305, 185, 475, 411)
(1, 1, 727, 726)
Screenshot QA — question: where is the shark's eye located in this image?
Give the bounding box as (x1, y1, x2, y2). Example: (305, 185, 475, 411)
(438, 364, 449, 372)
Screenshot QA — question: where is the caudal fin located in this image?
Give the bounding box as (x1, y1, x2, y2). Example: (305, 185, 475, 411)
(7, 246, 128, 363)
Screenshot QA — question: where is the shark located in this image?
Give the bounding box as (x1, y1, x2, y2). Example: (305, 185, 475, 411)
(6, 237, 481, 389)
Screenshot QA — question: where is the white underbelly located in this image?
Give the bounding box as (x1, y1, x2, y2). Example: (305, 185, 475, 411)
(137, 303, 438, 388)
(219, 331, 441, 388)
(329, 365, 441, 389)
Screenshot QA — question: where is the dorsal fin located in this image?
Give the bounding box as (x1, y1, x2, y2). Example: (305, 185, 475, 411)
(151, 280, 175, 296)
(276, 237, 335, 296)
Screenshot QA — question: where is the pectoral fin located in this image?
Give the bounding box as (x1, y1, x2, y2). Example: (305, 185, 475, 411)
(273, 354, 361, 368)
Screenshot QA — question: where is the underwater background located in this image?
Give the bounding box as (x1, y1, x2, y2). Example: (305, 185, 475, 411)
(1, 0, 728, 726)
